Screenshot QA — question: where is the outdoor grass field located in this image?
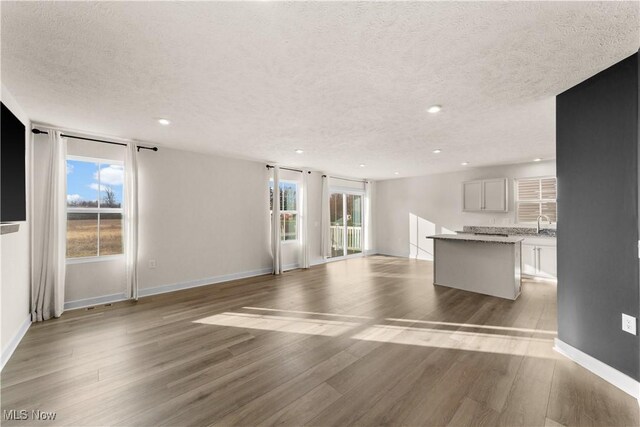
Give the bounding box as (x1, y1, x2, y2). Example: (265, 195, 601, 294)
(66, 214, 122, 258)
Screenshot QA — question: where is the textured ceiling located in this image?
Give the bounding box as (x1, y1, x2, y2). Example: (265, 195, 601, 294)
(1, 2, 638, 179)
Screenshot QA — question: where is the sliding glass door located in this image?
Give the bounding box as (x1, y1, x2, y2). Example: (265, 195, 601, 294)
(329, 193, 344, 258)
(329, 192, 363, 258)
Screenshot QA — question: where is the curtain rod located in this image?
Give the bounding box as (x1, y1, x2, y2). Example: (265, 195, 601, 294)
(32, 129, 158, 152)
(322, 174, 368, 184)
(266, 165, 311, 174)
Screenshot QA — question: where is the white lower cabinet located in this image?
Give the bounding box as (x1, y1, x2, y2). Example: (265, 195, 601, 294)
(522, 244, 538, 276)
(521, 238, 556, 279)
(537, 245, 557, 278)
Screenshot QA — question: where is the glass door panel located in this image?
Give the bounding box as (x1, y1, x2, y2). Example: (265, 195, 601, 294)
(346, 194, 363, 255)
(329, 192, 364, 258)
(330, 193, 344, 258)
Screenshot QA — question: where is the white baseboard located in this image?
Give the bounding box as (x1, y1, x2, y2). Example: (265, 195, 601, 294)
(310, 258, 327, 266)
(1, 314, 31, 371)
(309, 251, 378, 266)
(138, 267, 273, 297)
(376, 250, 410, 258)
(554, 338, 640, 400)
(413, 252, 434, 261)
(283, 263, 300, 271)
(64, 263, 311, 309)
(64, 293, 128, 310)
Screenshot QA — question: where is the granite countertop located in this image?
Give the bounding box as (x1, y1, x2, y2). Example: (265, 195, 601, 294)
(462, 225, 556, 238)
(427, 234, 524, 244)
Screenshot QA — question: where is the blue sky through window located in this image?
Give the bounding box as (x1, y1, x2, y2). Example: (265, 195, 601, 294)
(268, 181, 297, 211)
(67, 159, 123, 207)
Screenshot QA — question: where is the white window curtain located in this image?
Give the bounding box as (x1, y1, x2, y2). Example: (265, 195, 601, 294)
(320, 174, 330, 259)
(124, 143, 139, 300)
(364, 180, 372, 256)
(300, 170, 311, 269)
(271, 166, 283, 274)
(31, 131, 67, 321)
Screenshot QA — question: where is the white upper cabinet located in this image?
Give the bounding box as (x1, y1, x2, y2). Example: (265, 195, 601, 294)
(483, 179, 507, 211)
(462, 178, 508, 212)
(462, 181, 483, 211)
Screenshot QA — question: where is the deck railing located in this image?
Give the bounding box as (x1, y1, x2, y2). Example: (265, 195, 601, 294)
(330, 225, 362, 251)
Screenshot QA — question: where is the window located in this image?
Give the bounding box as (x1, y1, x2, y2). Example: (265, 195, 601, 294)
(516, 177, 557, 223)
(269, 181, 298, 241)
(66, 157, 124, 259)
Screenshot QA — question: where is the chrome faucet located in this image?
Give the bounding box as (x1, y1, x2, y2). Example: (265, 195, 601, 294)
(537, 215, 551, 234)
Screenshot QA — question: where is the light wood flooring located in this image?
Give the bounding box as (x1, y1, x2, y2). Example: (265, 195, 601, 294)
(1, 256, 638, 426)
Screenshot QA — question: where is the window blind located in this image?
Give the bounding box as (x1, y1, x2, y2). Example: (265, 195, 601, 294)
(516, 177, 557, 223)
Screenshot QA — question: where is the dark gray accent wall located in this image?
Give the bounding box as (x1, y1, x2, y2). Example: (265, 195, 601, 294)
(556, 52, 639, 380)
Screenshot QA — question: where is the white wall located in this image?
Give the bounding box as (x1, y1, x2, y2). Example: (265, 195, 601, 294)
(137, 147, 273, 294)
(1, 84, 32, 368)
(375, 160, 556, 259)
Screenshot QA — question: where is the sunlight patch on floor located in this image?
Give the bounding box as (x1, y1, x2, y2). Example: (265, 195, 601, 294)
(242, 307, 372, 320)
(194, 309, 557, 358)
(194, 312, 359, 337)
(385, 318, 557, 335)
(351, 324, 554, 357)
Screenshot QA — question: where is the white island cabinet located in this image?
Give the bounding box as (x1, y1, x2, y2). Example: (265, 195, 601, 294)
(428, 234, 523, 300)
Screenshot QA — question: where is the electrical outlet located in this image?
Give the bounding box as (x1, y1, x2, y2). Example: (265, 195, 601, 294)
(622, 313, 637, 335)
(148, 259, 157, 269)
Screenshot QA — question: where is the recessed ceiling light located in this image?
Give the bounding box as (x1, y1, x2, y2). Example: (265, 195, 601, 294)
(461, 162, 469, 166)
(432, 149, 442, 154)
(394, 172, 399, 175)
(295, 149, 304, 154)
(427, 105, 442, 114)
(157, 118, 171, 126)
(359, 164, 366, 168)
(533, 158, 542, 162)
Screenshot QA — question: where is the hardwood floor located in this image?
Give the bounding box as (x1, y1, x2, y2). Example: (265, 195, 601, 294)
(1, 256, 638, 426)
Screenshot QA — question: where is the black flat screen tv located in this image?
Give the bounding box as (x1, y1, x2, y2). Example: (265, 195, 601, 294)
(1, 102, 27, 222)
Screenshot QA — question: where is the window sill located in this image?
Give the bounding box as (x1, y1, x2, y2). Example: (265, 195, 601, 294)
(281, 240, 299, 244)
(66, 254, 124, 265)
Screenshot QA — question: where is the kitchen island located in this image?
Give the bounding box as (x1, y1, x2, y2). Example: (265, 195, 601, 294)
(427, 234, 523, 300)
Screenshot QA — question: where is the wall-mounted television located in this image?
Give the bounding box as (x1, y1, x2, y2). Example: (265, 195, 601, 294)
(1, 102, 27, 222)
